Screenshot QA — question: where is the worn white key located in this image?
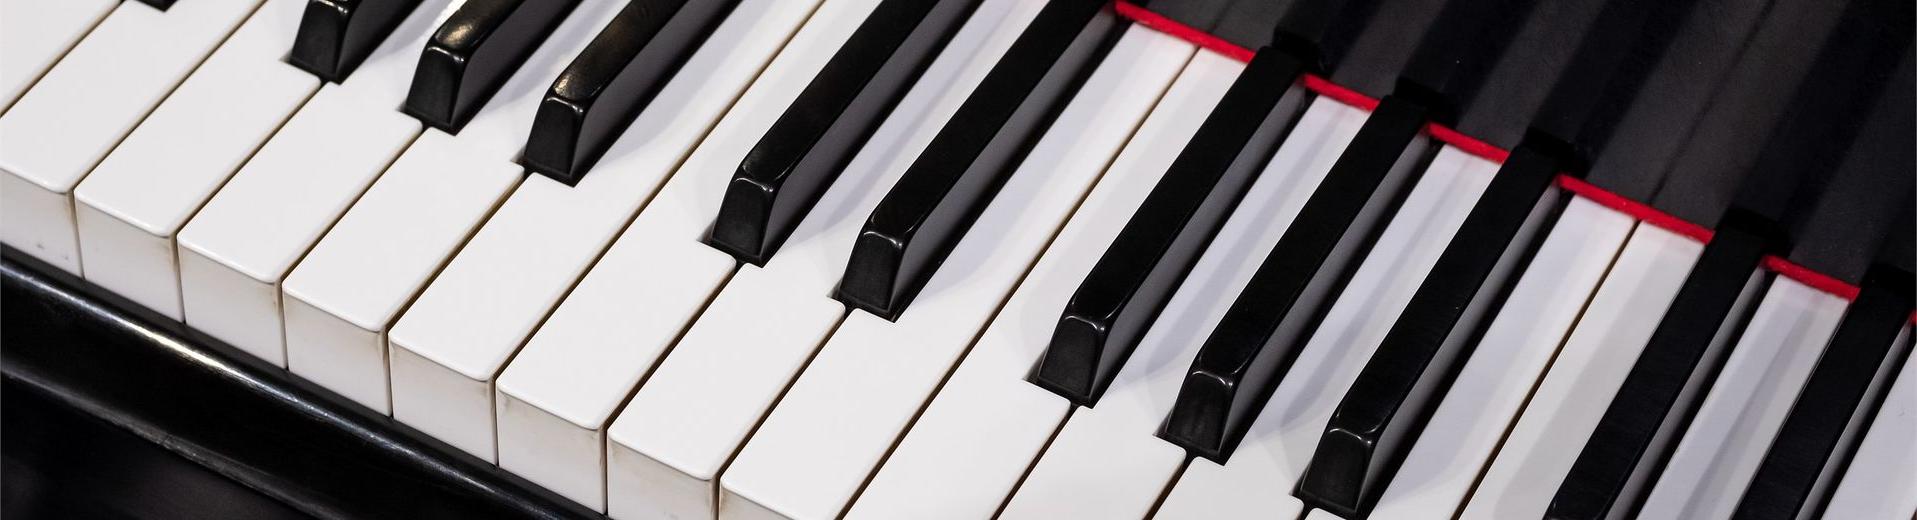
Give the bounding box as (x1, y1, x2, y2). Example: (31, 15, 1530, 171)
(1152, 146, 1498, 520)
(281, 0, 623, 417)
(995, 101, 1370, 520)
(385, 0, 822, 462)
(602, 0, 1040, 517)
(1, 0, 263, 274)
(72, 0, 326, 320)
(492, 0, 882, 510)
(173, 0, 453, 365)
(0, 0, 116, 111)
(1822, 327, 1917, 519)
(1367, 196, 1635, 519)
(1636, 278, 1846, 520)
(716, 25, 1190, 520)
(846, 33, 1210, 520)
(1460, 224, 1704, 519)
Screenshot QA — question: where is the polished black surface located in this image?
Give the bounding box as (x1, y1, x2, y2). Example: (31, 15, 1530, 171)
(0, 248, 599, 519)
(288, 0, 425, 82)
(707, 0, 981, 265)
(135, 0, 177, 12)
(835, 0, 1123, 321)
(401, 0, 579, 133)
(522, 0, 740, 185)
(1031, 48, 1310, 407)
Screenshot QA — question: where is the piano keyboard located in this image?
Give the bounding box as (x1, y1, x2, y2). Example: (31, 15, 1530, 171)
(2, 0, 1911, 519)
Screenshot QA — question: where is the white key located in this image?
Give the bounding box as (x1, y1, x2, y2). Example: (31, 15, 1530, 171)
(72, 0, 326, 320)
(174, 0, 450, 365)
(492, 0, 884, 510)
(602, 0, 1041, 517)
(716, 25, 1190, 520)
(1152, 146, 1498, 520)
(386, 0, 823, 462)
(1367, 196, 1636, 519)
(1460, 224, 1704, 519)
(846, 33, 1212, 520)
(1, 0, 263, 274)
(1636, 278, 1846, 520)
(281, 0, 623, 417)
(996, 100, 1370, 520)
(1822, 327, 1917, 519)
(0, 0, 116, 111)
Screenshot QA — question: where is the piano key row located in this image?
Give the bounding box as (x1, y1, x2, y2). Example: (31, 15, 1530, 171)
(1, 0, 1911, 519)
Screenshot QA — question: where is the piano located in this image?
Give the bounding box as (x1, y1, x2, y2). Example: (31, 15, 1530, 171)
(1, 0, 1911, 518)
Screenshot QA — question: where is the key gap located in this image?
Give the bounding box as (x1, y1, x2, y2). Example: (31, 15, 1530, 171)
(1450, 218, 1642, 519)
(0, 2, 117, 118)
(1142, 455, 1191, 519)
(711, 308, 851, 514)
(990, 405, 1076, 520)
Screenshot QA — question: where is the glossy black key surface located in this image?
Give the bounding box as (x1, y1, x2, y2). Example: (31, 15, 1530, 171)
(707, 0, 981, 265)
(1030, 48, 1311, 406)
(400, 0, 580, 133)
(523, 0, 741, 185)
(1159, 97, 1432, 461)
(1732, 260, 1914, 520)
(289, 0, 425, 82)
(1295, 146, 1560, 517)
(0, 249, 597, 519)
(834, 0, 1122, 321)
(135, 0, 176, 11)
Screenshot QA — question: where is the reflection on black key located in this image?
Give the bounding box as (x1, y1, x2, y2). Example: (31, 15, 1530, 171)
(1732, 263, 1914, 520)
(834, 0, 1123, 321)
(1159, 96, 1433, 461)
(1028, 48, 1310, 406)
(707, 0, 981, 265)
(523, 0, 741, 185)
(289, 0, 425, 82)
(1296, 147, 1560, 517)
(401, 0, 580, 133)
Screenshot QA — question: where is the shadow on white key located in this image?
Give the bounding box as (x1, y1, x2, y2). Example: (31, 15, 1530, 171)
(492, 0, 882, 510)
(845, 32, 1210, 520)
(1634, 277, 1845, 520)
(715, 23, 1190, 520)
(173, 0, 454, 365)
(1153, 146, 1498, 520)
(385, 0, 823, 463)
(1460, 224, 1703, 519)
(994, 99, 1370, 520)
(280, 0, 625, 417)
(602, 1, 1042, 517)
(1, 0, 263, 274)
(1366, 195, 1635, 519)
(1822, 328, 1917, 519)
(0, 0, 116, 112)
(73, 0, 333, 320)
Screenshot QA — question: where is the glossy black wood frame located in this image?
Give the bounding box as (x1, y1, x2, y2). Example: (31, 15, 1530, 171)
(0, 248, 599, 520)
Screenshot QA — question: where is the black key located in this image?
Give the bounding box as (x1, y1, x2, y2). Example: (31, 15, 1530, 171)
(523, 0, 741, 185)
(400, 0, 580, 133)
(1029, 47, 1312, 406)
(289, 0, 425, 82)
(1547, 7, 1913, 516)
(1158, 96, 1434, 462)
(1732, 261, 1914, 520)
(1295, 146, 1560, 517)
(833, 0, 1123, 321)
(707, 0, 981, 265)
(135, 0, 175, 11)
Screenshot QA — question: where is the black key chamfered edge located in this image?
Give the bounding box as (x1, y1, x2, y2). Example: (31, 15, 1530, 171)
(1732, 259, 1915, 520)
(1158, 96, 1434, 462)
(400, 0, 580, 133)
(833, 0, 1124, 321)
(707, 0, 982, 266)
(523, 0, 741, 185)
(289, 0, 426, 82)
(1029, 47, 1312, 406)
(1294, 145, 1562, 517)
(1546, 6, 1913, 518)
(134, 0, 176, 11)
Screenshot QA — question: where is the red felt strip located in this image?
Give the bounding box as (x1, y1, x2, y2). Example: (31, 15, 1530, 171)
(1111, 0, 1880, 308)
